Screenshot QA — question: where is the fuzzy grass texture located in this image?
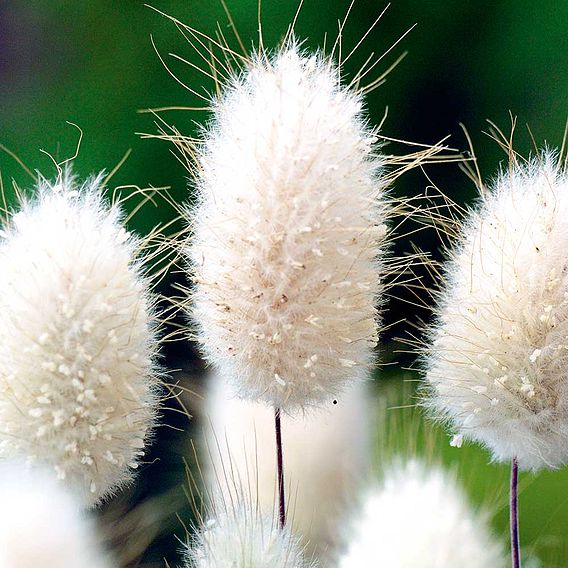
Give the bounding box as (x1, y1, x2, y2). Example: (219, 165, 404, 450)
(183, 493, 316, 568)
(185, 41, 389, 412)
(338, 460, 504, 567)
(425, 152, 568, 471)
(0, 171, 161, 505)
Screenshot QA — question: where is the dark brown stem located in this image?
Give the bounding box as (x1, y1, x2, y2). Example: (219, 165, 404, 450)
(511, 457, 521, 568)
(274, 406, 286, 529)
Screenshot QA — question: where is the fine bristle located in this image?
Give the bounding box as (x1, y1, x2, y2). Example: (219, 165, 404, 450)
(183, 492, 317, 568)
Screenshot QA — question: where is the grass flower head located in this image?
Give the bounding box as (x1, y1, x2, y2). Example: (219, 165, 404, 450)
(425, 153, 568, 470)
(0, 171, 160, 504)
(184, 495, 316, 568)
(204, 374, 370, 562)
(339, 460, 503, 567)
(0, 462, 111, 567)
(187, 42, 388, 411)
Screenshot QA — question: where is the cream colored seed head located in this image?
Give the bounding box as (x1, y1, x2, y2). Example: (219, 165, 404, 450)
(425, 153, 568, 470)
(0, 171, 160, 505)
(339, 461, 503, 567)
(188, 44, 387, 411)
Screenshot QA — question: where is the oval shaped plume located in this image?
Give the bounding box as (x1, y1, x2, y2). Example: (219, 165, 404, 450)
(187, 44, 388, 411)
(339, 460, 503, 567)
(0, 171, 160, 504)
(425, 153, 568, 470)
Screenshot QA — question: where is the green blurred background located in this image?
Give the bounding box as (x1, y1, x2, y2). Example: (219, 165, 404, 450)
(2, 0, 568, 566)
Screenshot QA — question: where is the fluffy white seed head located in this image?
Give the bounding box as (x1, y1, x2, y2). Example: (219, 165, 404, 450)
(203, 374, 370, 563)
(338, 460, 503, 568)
(0, 172, 160, 504)
(425, 154, 568, 470)
(187, 44, 387, 411)
(183, 496, 316, 568)
(0, 462, 111, 568)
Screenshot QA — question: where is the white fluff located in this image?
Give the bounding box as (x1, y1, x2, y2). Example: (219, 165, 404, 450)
(338, 461, 503, 568)
(425, 154, 568, 470)
(0, 172, 160, 504)
(187, 44, 387, 411)
(183, 497, 315, 568)
(204, 375, 370, 563)
(0, 463, 111, 568)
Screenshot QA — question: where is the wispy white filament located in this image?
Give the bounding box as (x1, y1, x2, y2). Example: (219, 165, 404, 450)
(338, 460, 503, 567)
(0, 463, 111, 567)
(0, 172, 160, 504)
(187, 44, 387, 411)
(425, 154, 568, 470)
(183, 497, 316, 568)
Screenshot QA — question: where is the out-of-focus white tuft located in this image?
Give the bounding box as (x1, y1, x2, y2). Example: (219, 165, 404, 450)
(204, 374, 370, 563)
(187, 44, 388, 411)
(425, 154, 568, 470)
(183, 496, 316, 568)
(338, 460, 503, 568)
(0, 463, 111, 567)
(0, 171, 160, 505)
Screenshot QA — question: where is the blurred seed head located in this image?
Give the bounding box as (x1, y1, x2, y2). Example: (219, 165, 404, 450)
(0, 462, 112, 567)
(338, 460, 503, 567)
(203, 374, 371, 563)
